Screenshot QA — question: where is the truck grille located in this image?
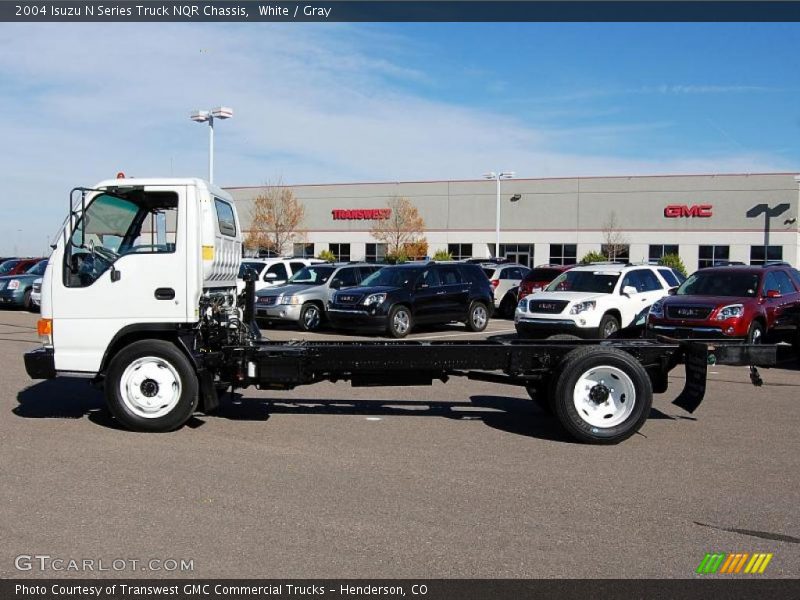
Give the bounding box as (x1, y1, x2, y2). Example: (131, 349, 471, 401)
(257, 296, 278, 306)
(335, 293, 363, 305)
(667, 305, 713, 320)
(528, 299, 569, 314)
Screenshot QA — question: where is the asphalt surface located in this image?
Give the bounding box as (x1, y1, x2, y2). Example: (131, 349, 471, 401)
(1, 310, 799, 579)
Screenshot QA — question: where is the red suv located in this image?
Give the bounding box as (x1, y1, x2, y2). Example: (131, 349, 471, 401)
(646, 263, 800, 343)
(517, 264, 574, 301)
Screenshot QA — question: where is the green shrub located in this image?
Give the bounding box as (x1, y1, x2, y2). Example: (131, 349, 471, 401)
(317, 249, 336, 262)
(579, 250, 607, 265)
(432, 249, 453, 261)
(658, 253, 688, 277)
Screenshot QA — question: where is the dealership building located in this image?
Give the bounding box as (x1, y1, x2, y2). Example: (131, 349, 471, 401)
(226, 172, 800, 271)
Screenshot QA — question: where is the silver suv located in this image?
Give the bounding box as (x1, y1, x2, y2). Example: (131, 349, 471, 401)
(254, 263, 382, 331)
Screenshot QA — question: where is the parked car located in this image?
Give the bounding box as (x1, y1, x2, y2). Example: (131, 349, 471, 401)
(328, 262, 494, 338)
(30, 278, 42, 310)
(0, 259, 48, 310)
(0, 257, 42, 277)
(237, 257, 324, 293)
(481, 263, 530, 318)
(515, 263, 683, 339)
(517, 264, 575, 302)
(646, 263, 800, 343)
(254, 262, 382, 330)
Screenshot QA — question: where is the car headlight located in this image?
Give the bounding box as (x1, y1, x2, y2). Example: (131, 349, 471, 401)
(715, 304, 744, 320)
(649, 299, 665, 318)
(8, 280, 20, 290)
(280, 296, 302, 305)
(517, 298, 527, 310)
(569, 300, 596, 314)
(363, 293, 386, 306)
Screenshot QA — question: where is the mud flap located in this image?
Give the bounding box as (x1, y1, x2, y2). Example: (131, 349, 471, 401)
(672, 341, 708, 414)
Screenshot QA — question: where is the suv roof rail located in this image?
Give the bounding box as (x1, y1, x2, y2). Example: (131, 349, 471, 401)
(762, 261, 791, 267)
(587, 260, 629, 266)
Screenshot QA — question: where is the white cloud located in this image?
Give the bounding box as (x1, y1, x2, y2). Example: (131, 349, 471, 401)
(0, 23, 793, 254)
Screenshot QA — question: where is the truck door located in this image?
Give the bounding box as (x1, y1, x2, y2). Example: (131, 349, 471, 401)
(52, 186, 189, 373)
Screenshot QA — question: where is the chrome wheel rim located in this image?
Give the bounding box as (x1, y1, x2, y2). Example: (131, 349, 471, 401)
(304, 306, 320, 329)
(602, 319, 619, 338)
(393, 310, 410, 334)
(473, 305, 488, 328)
(119, 356, 182, 419)
(572, 365, 635, 428)
(750, 327, 762, 344)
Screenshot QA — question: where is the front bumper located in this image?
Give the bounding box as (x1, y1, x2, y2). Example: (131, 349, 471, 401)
(327, 308, 389, 331)
(515, 317, 598, 338)
(24, 347, 56, 379)
(646, 323, 738, 340)
(255, 303, 303, 322)
(0, 290, 24, 307)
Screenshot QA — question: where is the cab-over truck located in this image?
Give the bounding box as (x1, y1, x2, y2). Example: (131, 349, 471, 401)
(24, 178, 775, 444)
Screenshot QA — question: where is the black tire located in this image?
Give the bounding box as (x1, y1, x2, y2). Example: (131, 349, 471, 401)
(387, 305, 413, 338)
(526, 382, 553, 415)
(299, 303, 323, 331)
(105, 340, 198, 432)
(256, 318, 270, 329)
(466, 301, 489, 332)
(551, 346, 653, 444)
(746, 321, 764, 345)
(598, 313, 621, 339)
(499, 294, 516, 319)
(23, 289, 33, 311)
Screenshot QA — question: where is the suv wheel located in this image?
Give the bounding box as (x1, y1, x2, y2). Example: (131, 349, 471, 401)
(598, 314, 620, 339)
(299, 303, 322, 331)
(466, 301, 489, 332)
(747, 321, 764, 344)
(388, 305, 412, 338)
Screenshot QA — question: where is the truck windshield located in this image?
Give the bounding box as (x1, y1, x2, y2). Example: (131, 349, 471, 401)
(361, 267, 422, 288)
(288, 265, 335, 285)
(65, 191, 178, 287)
(546, 271, 619, 293)
(677, 272, 760, 297)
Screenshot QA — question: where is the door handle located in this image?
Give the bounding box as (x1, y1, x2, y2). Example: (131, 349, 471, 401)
(154, 288, 175, 300)
(436, 291, 447, 295)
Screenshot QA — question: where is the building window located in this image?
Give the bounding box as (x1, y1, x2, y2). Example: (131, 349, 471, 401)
(293, 243, 314, 258)
(648, 244, 679, 262)
(365, 243, 388, 263)
(499, 244, 533, 267)
(698, 245, 730, 268)
(750, 245, 783, 266)
(448, 243, 472, 261)
(549, 244, 577, 266)
(329, 243, 351, 262)
(601, 244, 630, 263)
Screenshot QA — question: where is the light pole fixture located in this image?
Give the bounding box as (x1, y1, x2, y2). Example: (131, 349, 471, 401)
(483, 171, 515, 259)
(190, 106, 234, 184)
(746, 203, 790, 263)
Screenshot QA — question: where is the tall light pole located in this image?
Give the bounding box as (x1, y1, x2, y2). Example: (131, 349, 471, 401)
(190, 106, 233, 184)
(483, 171, 514, 259)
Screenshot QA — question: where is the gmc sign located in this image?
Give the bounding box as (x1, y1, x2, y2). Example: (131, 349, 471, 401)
(664, 204, 713, 218)
(332, 209, 391, 220)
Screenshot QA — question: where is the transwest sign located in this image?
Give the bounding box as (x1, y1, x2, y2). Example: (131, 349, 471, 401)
(664, 204, 713, 218)
(332, 209, 391, 220)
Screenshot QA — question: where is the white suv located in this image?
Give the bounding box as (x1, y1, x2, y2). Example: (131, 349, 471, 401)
(237, 257, 323, 293)
(514, 263, 681, 339)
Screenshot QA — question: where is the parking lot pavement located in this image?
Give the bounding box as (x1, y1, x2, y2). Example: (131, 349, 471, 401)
(1, 309, 799, 579)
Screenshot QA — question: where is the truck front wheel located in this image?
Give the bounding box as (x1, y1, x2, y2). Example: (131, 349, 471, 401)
(551, 346, 652, 444)
(105, 340, 198, 432)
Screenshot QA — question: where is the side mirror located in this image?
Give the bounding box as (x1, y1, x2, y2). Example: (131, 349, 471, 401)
(668, 287, 678, 296)
(622, 285, 638, 296)
(264, 272, 278, 281)
(766, 289, 781, 299)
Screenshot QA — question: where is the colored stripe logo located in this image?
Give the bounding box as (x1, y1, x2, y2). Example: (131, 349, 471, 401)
(696, 552, 773, 574)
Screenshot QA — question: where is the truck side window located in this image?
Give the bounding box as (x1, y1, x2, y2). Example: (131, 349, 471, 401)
(265, 263, 288, 282)
(214, 198, 237, 237)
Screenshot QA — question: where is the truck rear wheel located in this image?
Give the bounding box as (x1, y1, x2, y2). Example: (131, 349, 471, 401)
(551, 346, 652, 444)
(105, 340, 198, 432)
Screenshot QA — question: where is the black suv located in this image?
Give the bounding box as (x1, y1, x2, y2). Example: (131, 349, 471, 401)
(327, 262, 494, 338)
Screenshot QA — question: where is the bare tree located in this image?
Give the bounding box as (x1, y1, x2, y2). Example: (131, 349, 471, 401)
(245, 182, 306, 256)
(370, 196, 427, 259)
(601, 212, 629, 262)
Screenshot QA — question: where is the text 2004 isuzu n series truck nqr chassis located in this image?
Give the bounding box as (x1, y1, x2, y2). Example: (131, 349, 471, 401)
(23, 178, 775, 444)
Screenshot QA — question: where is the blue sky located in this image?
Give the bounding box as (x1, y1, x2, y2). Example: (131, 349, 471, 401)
(0, 22, 798, 254)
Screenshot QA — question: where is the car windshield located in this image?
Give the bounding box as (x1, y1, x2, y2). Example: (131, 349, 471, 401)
(677, 272, 760, 297)
(26, 261, 48, 276)
(546, 270, 619, 293)
(287, 265, 335, 285)
(361, 267, 422, 288)
(238, 261, 266, 278)
(0, 260, 21, 274)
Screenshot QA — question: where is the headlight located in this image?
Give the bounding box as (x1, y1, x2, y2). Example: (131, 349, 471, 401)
(649, 299, 664, 318)
(280, 296, 302, 305)
(569, 300, 596, 314)
(8, 280, 20, 290)
(517, 298, 527, 310)
(363, 293, 386, 306)
(715, 304, 744, 320)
